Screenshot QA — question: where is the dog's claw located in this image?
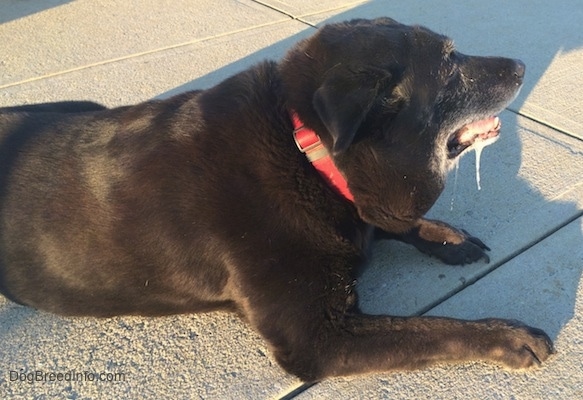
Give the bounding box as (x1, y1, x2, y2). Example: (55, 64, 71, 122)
(463, 229, 490, 251)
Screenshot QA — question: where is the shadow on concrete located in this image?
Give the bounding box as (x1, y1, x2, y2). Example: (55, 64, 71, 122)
(0, 0, 74, 25)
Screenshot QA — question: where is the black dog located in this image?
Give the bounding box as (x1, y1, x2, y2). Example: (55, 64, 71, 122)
(0, 18, 553, 381)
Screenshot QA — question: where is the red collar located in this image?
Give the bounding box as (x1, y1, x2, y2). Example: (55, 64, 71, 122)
(290, 111, 355, 202)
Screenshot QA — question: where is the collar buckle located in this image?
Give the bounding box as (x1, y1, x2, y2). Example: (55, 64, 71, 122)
(289, 110, 355, 202)
(293, 126, 329, 162)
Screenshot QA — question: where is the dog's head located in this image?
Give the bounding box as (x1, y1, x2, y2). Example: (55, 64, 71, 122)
(280, 18, 524, 233)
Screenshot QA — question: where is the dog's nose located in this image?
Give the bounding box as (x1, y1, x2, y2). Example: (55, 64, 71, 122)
(514, 60, 526, 80)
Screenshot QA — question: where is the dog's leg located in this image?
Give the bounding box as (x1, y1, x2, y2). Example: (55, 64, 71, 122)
(376, 218, 490, 265)
(267, 313, 553, 382)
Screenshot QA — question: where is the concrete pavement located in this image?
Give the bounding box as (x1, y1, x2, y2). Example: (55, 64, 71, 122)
(1, 1, 581, 399)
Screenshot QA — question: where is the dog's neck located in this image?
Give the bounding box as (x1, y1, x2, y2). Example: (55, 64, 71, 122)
(290, 111, 354, 202)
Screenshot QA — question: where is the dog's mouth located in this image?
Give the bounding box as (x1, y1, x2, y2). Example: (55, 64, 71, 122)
(447, 116, 501, 159)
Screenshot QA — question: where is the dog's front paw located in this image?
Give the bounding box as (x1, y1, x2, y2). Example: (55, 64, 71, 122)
(429, 229, 490, 265)
(400, 219, 490, 265)
(480, 319, 555, 369)
(378, 219, 491, 265)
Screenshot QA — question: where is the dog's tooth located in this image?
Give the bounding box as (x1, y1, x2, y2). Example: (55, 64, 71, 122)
(493, 116, 501, 129)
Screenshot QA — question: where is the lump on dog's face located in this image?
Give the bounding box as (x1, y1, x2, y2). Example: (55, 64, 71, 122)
(290, 18, 524, 232)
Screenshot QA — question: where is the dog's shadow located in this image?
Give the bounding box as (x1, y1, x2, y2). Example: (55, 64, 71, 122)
(0, 0, 74, 25)
(157, 0, 583, 341)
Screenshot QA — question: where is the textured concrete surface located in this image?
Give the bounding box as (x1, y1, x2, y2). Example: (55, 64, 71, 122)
(0, 1, 581, 399)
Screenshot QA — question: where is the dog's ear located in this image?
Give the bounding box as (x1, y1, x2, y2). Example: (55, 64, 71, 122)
(313, 67, 389, 153)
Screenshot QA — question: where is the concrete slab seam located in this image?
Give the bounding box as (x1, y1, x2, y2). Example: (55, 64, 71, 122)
(250, 0, 370, 27)
(294, 1, 371, 20)
(278, 382, 317, 400)
(509, 107, 583, 143)
(0, 19, 291, 91)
